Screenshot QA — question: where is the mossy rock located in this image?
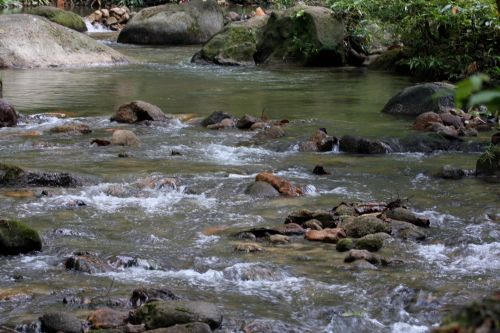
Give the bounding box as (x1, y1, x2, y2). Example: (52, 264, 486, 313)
(117, 0, 223, 45)
(368, 48, 410, 73)
(194, 16, 268, 66)
(343, 215, 391, 238)
(0, 163, 25, 185)
(353, 233, 385, 252)
(0, 219, 42, 255)
(255, 5, 345, 66)
(131, 300, 223, 330)
(336, 238, 354, 252)
(476, 145, 500, 176)
(29, 6, 87, 32)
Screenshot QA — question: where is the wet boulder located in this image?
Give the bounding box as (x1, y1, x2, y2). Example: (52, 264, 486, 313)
(272, 223, 305, 235)
(117, 0, 224, 45)
(344, 249, 388, 266)
(476, 145, 500, 177)
(236, 114, 259, 129)
(111, 101, 171, 124)
(304, 228, 346, 243)
(253, 126, 285, 141)
(193, 16, 269, 66)
(299, 129, 337, 152)
(111, 130, 140, 147)
(0, 163, 82, 187)
(389, 220, 426, 241)
(413, 111, 443, 130)
(284, 209, 337, 228)
(336, 233, 388, 252)
(28, 6, 87, 32)
(0, 15, 128, 69)
(244, 181, 280, 198)
(65, 251, 112, 274)
(381, 82, 455, 116)
(383, 207, 429, 228)
(200, 111, 233, 127)
(130, 300, 223, 330)
(395, 132, 473, 153)
(87, 308, 128, 329)
(0, 99, 18, 127)
(40, 312, 82, 333)
(0, 219, 42, 255)
(255, 172, 302, 196)
(342, 215, 391, 238)
(255, 6, 345, 66)
(339, 135, 391, 154)
(206, 118, 235, 130)
(130, 287, 178, 308)
(146, 323, 212, 333)
(437, 165, 469, 180)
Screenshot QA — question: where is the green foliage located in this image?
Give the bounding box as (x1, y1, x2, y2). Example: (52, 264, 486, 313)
(117, 0, 143, 8)
(327, 0, 500, 80)
(455, 74, 500, 119)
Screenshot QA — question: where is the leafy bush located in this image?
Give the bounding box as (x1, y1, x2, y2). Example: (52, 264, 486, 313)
(327, 0, 500, 81)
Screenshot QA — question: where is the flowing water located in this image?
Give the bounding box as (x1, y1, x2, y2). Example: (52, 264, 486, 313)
(0, 38, 499, 332)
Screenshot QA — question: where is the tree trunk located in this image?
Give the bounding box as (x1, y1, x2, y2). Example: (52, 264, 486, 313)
(497, 0, 500, 14)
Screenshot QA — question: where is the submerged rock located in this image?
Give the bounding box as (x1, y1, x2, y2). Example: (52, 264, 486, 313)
(0, 163, 83, 187)
(437, 165, 469, 180)
(87, 308, 128, 329)
(40, 312, 82, 333)
(234, 242, 265, 253)
(389, 220, 426, 241)
(111, 101, 171, 124)
(130, 287, 178, 308)
(146, 323, 212, 333)
(253, 126, 285, 141)
(255, 5, 345, 66)
(28, 6, 87, 32)
(336, 233, 387, 252)
(344, 249, 388, 266)
(284, 209, 337, 228)
(117, 0, 223, 45)
(0, 14, 128, 69)
(381, 82, 455, 116)
(130, 300, 223, 330)
(0, 219, 42, 255)
(0, 99, 18, 127)
(304, 228, 346, 243)
(49, 123, 92, 135)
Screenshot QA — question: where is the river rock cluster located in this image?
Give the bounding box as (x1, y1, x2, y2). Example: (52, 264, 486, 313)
(232, 199, 429, 268)
(86, 6, 133, 31)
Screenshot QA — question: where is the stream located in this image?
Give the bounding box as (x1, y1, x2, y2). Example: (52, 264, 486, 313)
(0, 39, 499, 332)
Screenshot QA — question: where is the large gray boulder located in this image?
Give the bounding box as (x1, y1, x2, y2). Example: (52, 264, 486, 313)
(192, 15, 269, 66)
(255, 6, 345, 66)
(110, 101, 171, 123)
(382, 82, 455, 116)
(0, 14, 128, 69)
(117, 0, 223, 45)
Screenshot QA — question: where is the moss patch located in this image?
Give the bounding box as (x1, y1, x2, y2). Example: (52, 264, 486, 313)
(0, 219, 42, 255)
(29, 6, 87, 32)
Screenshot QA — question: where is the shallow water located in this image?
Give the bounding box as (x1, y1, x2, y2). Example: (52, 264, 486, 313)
(0, 39, 499, 332)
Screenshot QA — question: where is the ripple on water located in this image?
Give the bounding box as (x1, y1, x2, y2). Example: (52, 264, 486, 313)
(21, 183, 216, 215)
(416, 242, 500, 275)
